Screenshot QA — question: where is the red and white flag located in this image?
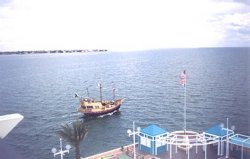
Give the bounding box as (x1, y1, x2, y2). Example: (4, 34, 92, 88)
(179, 70, 187, 87)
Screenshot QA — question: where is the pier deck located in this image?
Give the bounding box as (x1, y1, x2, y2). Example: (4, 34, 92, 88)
(83, 144, 250, 159)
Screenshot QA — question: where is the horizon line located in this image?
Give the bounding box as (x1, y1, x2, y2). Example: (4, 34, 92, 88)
(0, 46, 249, 53)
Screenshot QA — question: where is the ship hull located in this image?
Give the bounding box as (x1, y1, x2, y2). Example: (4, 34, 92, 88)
(83, 104, 121, 116)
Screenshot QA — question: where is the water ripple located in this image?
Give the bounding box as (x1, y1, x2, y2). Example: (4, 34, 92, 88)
(0, 48, 249, 158)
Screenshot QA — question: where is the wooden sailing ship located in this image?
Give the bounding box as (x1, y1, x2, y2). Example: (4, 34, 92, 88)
(77, 84, 124, 116)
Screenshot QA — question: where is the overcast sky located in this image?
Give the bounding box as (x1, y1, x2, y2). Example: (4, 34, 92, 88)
(0, 0, 249, 51)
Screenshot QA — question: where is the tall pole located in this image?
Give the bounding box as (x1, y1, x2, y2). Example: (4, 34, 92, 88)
(184, 83, 186, 132)
(180, 70, 187, 132)
(113, 88, 115, 100)
(205, 143, 207, 159)
(226, 118, 229, 158)
(86, 87, 89, 97)
(60, 138, 64, 159)
(99, 83, 102, 102)
(170, 144, 172, 159)
(133, 121, 136, 159)
(241, 145, 243, 159)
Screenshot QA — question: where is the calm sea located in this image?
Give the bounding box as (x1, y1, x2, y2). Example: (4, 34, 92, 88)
(0, 48, 249, 159)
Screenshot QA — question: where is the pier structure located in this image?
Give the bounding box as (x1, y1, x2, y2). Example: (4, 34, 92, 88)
(82, 120, 250, 159)
(132, 119, 250, 159)
(229, 134, 250, 159)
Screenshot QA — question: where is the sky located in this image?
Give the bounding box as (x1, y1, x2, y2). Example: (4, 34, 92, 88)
(0, 0, 249, 51)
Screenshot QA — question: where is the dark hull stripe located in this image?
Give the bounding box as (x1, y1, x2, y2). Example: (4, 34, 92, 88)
(84, 105, 121, 116)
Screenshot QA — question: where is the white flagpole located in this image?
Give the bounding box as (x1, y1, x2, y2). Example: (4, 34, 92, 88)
(184, 82, 186, 132)
(226, 118, 229, 158)
(180, 70, 187, 132)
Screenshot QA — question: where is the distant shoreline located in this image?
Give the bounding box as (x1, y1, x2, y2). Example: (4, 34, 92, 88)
(0, 47, 249, 55)
(0, 49, 108, 55)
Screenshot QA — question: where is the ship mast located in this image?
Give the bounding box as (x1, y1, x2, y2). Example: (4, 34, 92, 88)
(98, 83, 102, 102)
(112, 83, 116, 100)
(86, 87, 89, 97)
(113, 88, 116, 100)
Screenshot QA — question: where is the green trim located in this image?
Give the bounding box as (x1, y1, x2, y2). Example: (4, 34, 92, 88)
(118, 154, 133, 159)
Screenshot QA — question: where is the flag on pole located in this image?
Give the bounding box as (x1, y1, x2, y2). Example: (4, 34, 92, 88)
(179, 70, 187, 87)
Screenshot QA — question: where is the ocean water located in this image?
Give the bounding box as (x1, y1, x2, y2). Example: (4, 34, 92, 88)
(0, 48, 249, 159)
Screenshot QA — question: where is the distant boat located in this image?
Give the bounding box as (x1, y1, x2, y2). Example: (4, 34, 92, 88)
(77, 84, 124, 116)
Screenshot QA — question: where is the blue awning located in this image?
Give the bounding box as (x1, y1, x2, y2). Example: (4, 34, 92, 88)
(141, 124, 167, 136)
(204, 124, 228, 137)
(230, 135, 250, 148)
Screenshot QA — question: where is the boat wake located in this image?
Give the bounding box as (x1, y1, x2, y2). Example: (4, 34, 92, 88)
(81, 111, 121, 122)
(97, 110, 120, 118)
